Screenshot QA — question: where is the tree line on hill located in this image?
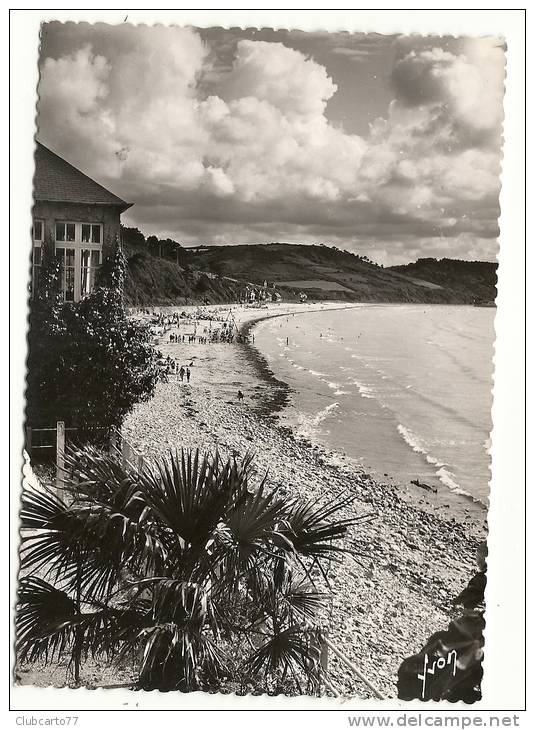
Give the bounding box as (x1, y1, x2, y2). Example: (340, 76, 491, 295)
(121, 226, 184, 263)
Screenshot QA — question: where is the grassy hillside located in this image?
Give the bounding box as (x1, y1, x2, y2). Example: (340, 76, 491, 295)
(185, 243, 497, 304)
(122, 239, 497, 306)
(124, 251, 241, 306)
(388, 258, 498, 304)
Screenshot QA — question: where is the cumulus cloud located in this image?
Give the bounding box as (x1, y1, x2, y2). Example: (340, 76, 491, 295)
(391, 38, 504, 135)
(37, 25, 504, 264)
(220, 40, 338, 117)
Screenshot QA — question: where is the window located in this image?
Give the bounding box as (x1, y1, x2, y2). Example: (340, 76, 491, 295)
(54, 222, 103, 302)
(81, 249, 102, 298)
(32, 245, 42, 295)
(31, 219, 44, 295)
(56, 222, 76, 242)
(81, 224, 101, 243)
(56, 247, 76, 302)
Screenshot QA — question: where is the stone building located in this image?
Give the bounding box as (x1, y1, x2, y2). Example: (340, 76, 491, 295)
(32, 142, 132, 302)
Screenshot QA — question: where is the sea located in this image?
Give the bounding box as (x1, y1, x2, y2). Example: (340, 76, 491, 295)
(253, 304, 495, 518)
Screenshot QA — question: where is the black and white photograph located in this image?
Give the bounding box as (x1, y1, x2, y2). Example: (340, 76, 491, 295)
(9, 8, 526, 716)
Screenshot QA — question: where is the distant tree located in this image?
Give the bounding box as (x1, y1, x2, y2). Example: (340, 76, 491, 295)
(120, 226, 146, 249)
(146, 235, 160, 257)
(161, 238, 182, 261)
(26, 246, 159, 434)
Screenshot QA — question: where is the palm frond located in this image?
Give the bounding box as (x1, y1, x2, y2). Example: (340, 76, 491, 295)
(245, 624, 318, 681)
(16, 577, 78, 663)
(62, 445, 146, 520)
(281, 576, 327, 621)
(206, 479, 287, 599)
(16, 577, 123, 665)
(224, 477, 286, 553)
(280, 492, 365, 562)
(138, 449, 242, 546)
(20, 485, 166, 603)
(120, 621, 226, 692)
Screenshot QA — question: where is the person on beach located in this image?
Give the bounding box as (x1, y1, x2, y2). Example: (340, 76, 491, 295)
(179, 366, 185, 381)
(237, 390, 244, 402)
(186, 367, 191, 383)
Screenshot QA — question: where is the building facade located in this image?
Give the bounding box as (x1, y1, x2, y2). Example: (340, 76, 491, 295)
(32, 142, 132, 302)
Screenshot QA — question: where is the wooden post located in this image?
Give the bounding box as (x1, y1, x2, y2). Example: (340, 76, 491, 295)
(320, 629, 329, 674)
(56, 421, 65, 493)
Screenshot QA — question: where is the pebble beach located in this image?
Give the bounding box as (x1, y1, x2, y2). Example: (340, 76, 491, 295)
(122, 303, 486, 699)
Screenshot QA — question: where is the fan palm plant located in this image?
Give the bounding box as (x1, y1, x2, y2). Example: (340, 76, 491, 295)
(17, 445, 371, 693)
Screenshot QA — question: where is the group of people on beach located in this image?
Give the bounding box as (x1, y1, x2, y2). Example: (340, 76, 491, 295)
(169, 332, 212, 344)
(157, 354, 191, 383)
(135, 305, 255, 347)
(166, 321, 237, 345)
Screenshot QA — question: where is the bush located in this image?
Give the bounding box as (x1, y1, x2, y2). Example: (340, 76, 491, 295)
(194, 273, 211, 293)
(26, 246, 159, 433)
(17, 447, 366, 693)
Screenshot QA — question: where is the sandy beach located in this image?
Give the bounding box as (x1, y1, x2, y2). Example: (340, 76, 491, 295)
(122, 302, 485, 699)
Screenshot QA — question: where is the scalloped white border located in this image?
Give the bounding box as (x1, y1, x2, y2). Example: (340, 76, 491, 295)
(8, 5, 527, 718)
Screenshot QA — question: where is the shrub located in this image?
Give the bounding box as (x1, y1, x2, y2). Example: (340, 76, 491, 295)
(17, 447, 367, 693)
(26, 246, 159, 433)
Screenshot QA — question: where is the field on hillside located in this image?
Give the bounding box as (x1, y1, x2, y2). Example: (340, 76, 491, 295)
(275, 279, 354, 292)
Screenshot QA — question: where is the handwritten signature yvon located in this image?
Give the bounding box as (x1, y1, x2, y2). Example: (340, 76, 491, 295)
(417, 650, 457, 699)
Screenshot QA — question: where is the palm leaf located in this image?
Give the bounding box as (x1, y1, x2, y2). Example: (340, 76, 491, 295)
(138, 449, 240, 545)
(280, 492, 366, 561)
(62, 445, 146, 520)
(246, 624, 318, 681)
(16, 577, 124, 665)
(20, 485, 166, 603)
(207, 479, 287, 599)
(281, 575, 327, 621)
(16, 577, 78, 663)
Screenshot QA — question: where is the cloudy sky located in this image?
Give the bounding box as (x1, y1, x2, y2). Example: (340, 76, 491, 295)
(37, 23, 505, 265)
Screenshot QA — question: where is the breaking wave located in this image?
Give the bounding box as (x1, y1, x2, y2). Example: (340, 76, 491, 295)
(296, 402, 340, 440)
(397, 424, 486, 505)
(352, 379, 376, 399)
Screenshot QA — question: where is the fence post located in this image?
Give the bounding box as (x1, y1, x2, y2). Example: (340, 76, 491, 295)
(320, 629, 329, 674)
(56, 421, 65, 493)
(25, 426, 32, 456)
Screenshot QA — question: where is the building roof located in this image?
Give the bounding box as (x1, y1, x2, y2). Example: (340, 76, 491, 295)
(34, 142, 132, 212)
